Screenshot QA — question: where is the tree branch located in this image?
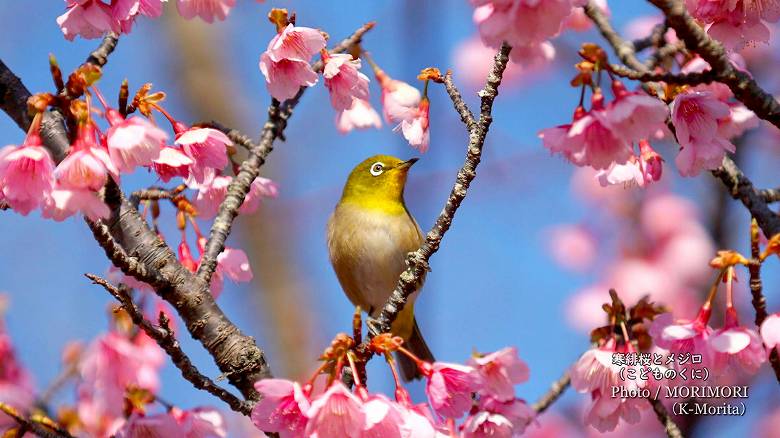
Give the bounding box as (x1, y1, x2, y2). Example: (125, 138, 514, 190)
(608, 63, 716, 85)
(86, 274, 253, 415)
(443, 70, 476, 131)
(531, 372, 571, 414)
(84, 33, 119, 68)
(195, 22, 376, 284)
(712, 157, 780, 237)
(584, 1, 646, 72)
(0, 402, 75, 438)
(357, 43, 512, 349)
(648, 0, 780, 129)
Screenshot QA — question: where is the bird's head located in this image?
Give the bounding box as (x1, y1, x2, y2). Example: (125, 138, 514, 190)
(339, 154, 419, 214)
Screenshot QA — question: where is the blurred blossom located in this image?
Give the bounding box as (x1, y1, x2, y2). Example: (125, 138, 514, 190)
(452, 36, 528, 91)
(546, 224, 598, 272)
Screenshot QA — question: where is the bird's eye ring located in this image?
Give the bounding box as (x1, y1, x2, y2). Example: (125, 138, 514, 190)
(370, 162, 384, 176)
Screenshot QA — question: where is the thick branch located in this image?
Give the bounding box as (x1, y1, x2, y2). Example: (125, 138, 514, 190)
(648, 0, 780, 128)
(712, 157, 780, 236)
(86, 274, 252, 415)
(0, 44, 271, 400)
(648, 398, 684, 438)
(532, 372, 571, 414)
(362, 43, 512, 343)
(85, 33, 119, 68)
(195, 22, 376, 284)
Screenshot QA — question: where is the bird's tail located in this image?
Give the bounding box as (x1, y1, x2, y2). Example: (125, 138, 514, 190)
(397, 317, 435, 381)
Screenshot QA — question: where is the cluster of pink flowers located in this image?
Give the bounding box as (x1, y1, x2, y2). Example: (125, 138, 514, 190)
(57, 0, 236, 40)
(685, 0, 780, 49)
(470, 0, 575, 65)
(540, 80, 668, 186)
(550, 186, 714, 333)
(670, 56, 758, 176)
(251, 347, 534, 437)
(115, 406, 227, 437)
(0, 296, 35, 435)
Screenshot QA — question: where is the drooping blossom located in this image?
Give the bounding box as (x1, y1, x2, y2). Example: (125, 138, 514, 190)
(362, 394, 406, 437)
(189, 170, 277, 217)
(650, 310, 715, 368)
(304, 382, 364, 438)
(398, 403, 441, 438)
(670, 90, 735, 176)
(152, 146, 194, 182)
(323, 53, 370, 111)
(467, 347, 529, 401)
(336, 98, 382, 134)
(378, 74, 422, 124)
(709, 307, 766, 375)
(106, 109, 167, 173)
(77, 330, 165, 437)
(422, 362, 483, 418)
(761, 313, 780, 349)
(0, 132, 55, 215)
(176, 0, 235, 23)
(471, 0, 574, 63)
(43, 187, 111, 221)
(259, 24, 326, 101)
(540, 94, 633, 170)
(686, 0, 780, 49)
(396, 98, 430, 153)
(57, 0, 118, 41)
(114, 411, 181, 438)
(250, 379, 311, 438)
(603, 81, 669, 143)
(461, 411, 514, 438)
(172, 407, 228, 438)
(596, 141, 663, 188)
(570, 341, 648, 432)
(216, 247, 253, 284)
(55, 126, 119, 191)
(478, 397, 535, 434)
(174, 125, 230, 183)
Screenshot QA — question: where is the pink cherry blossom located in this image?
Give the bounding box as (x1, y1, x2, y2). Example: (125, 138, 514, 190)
(176, 0, 235, 23)
(718, 104, 759, 139)
(106, 111, 167, 173)
(468, 347, 529, 401)
(190, 170, 277, 217)
(55, 127, 119, 190)
(323, 54, 370, 111)
(547, 224, 598, 272)
(670, 90, 735, 176)
(152, 146, 194, 182)
(175, 126, 230, 183)
(396, 98, 430, 153)
(478, 397, 535, 434)
(336, 98, 382, 134)
(709, 307, 766, 375)
(452, 36, 531, 91)
(216, 247, 253, 283)
(686, 0, 780, 49)
(251, 378, 311, 437)
(43, 187, 111, 221)
(138, 0, 166, 17)
(650, 311, 714, 368)
(77, 330, 165, 437)
(761, 313, 780, 349)
(379, 75, 422, 124)
(398, 403, 440, 438)
(462, 411, 513, 438)
(0, 134, 55, 215)
(362, 395, 406, 438)
(604, 82, 669, 142)
(57, 0, 118, 41)
(172, 407, 228, 438)
(423, 361, 483, 418)
(305, 382, 364, 438)
(472, 0, 574, 63)
(259, 24, 327, 101)
(115, 411, 182, 438)
(596, 141, 662, 188)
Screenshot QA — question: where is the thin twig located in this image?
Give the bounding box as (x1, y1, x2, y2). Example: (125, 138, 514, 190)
(443, 70, 476, 131)
(358, 42, 512, 353)
(196, 22, 376, 284)
(0, 402, 75, 438)
(648, 398, 685, 438)
(584, 1, 646, 72)
(85, 274, 253, 415)
(532, 372, 571, 413)
(608, 63, 716, 85)
(631, 22, 668, 52)
(129, 185, 186, 208)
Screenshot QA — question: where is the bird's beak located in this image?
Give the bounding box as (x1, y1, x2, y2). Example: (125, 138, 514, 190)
(397, 158, 419, 170)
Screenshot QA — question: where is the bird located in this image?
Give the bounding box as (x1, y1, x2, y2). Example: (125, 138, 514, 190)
(327, 154, 434, 380)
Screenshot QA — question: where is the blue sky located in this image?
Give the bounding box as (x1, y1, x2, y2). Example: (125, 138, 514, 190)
(2, 1, 779, 436)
